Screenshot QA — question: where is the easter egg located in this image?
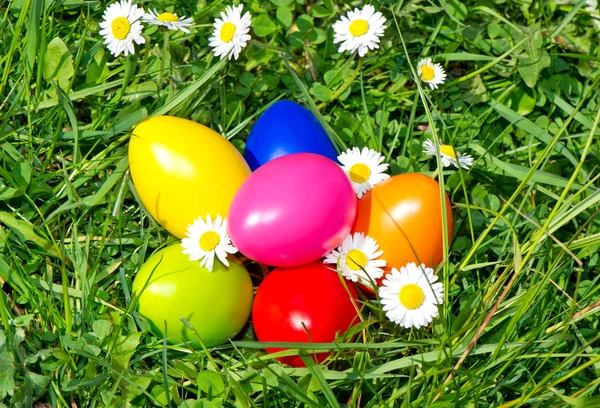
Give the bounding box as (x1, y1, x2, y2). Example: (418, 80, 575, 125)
(252, 262, 359, 367)
(243, 100, 338, 170)
(132, 244, 253, 347)
(129, 116, 251, 239)
(228, 153, 357, 267)
(353, 174, 453, 273)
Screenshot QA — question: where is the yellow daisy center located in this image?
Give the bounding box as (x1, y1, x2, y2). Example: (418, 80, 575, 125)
(111, 17, 131, 40)
(349, 19, 369, 37)
(440, 144, 457, 158)
(420, 65, 435, 82)
(199, 231, 220, 252)
(346, 249, 368, 271)
(158, 12, 179, 22)
(349, 163, 371, 184)
(220, 22, 236, 42)
(399, 284, 425, 310)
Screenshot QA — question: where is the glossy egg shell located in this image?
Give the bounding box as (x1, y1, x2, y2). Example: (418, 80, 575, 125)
(132, 244, 254, 347)
(129, 116, 251, 238)
(353, 173, 453, 273)
(243, 100, 338, 170)
(228, 153, 357, 267)
(252, 262, 359, 367)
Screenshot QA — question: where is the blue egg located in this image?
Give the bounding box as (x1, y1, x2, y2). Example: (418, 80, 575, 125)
(243, 100, 339, 170)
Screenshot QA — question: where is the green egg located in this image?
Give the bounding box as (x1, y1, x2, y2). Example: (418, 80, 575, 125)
(132, 244, 253, 347)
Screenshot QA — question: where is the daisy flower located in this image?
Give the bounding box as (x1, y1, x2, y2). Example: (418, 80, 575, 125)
(209, 4, 252, 60)
(333, 5, 387, 57)
(324, 232, 386, 285)
(379, 263, 444, 329)
(338, 147, 390, 198)
(181, 214, 237, 272)
(422, 138, 474, 170)
(99, 0, 145, 57)
(142, 9, 194, 32)
(416, 57, 447, 90)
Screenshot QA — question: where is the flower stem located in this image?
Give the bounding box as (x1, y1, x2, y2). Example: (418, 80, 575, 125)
(317, 58, 363, 110)
(157, 29, 170, 90)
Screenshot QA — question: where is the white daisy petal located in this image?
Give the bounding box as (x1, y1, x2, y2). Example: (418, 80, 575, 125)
(422, 138, 473, 170)
(180, 214, 238, 272)
(338, 147, 390, 198)
(323, 232, 387, 286)
(100, 0, 145, 57)
(416, 58, 447, 89)
(209, 4, 252, 60)
(332, 5, 386, 57)
(323, 249, 341, 265)
(458, 154, 474, 169)
(378, 263, 444, 328)
(215, 249, 228, 266)
(141, 8, 194, 32)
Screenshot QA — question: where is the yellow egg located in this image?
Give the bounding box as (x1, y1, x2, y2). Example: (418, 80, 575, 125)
(129, 116, 251, 238)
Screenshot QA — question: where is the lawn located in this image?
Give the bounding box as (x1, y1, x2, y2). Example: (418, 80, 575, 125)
(1, 0, 600, 406)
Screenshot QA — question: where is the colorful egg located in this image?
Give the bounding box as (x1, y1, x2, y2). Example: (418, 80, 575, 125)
(228, 153, 357, 267)
(252, 262, 359, 367)
(129, 116, 251, 238)
(353, 174, 453, 273)
(243, 100, 338, 170)
(132, 244, 254, 347)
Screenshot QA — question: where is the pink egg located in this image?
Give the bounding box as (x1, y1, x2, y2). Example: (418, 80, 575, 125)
(228, 153, 357, 267)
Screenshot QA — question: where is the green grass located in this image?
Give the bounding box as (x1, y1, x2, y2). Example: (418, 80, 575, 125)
(1, 0, 600, 406)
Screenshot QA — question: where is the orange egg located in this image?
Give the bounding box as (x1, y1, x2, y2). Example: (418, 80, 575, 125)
(353, 174, 453, 274)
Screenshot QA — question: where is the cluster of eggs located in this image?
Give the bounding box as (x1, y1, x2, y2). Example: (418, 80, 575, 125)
(129, 101, 451, 366)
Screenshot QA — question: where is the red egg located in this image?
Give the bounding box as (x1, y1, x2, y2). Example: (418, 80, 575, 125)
(252, 263, 360, 367)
